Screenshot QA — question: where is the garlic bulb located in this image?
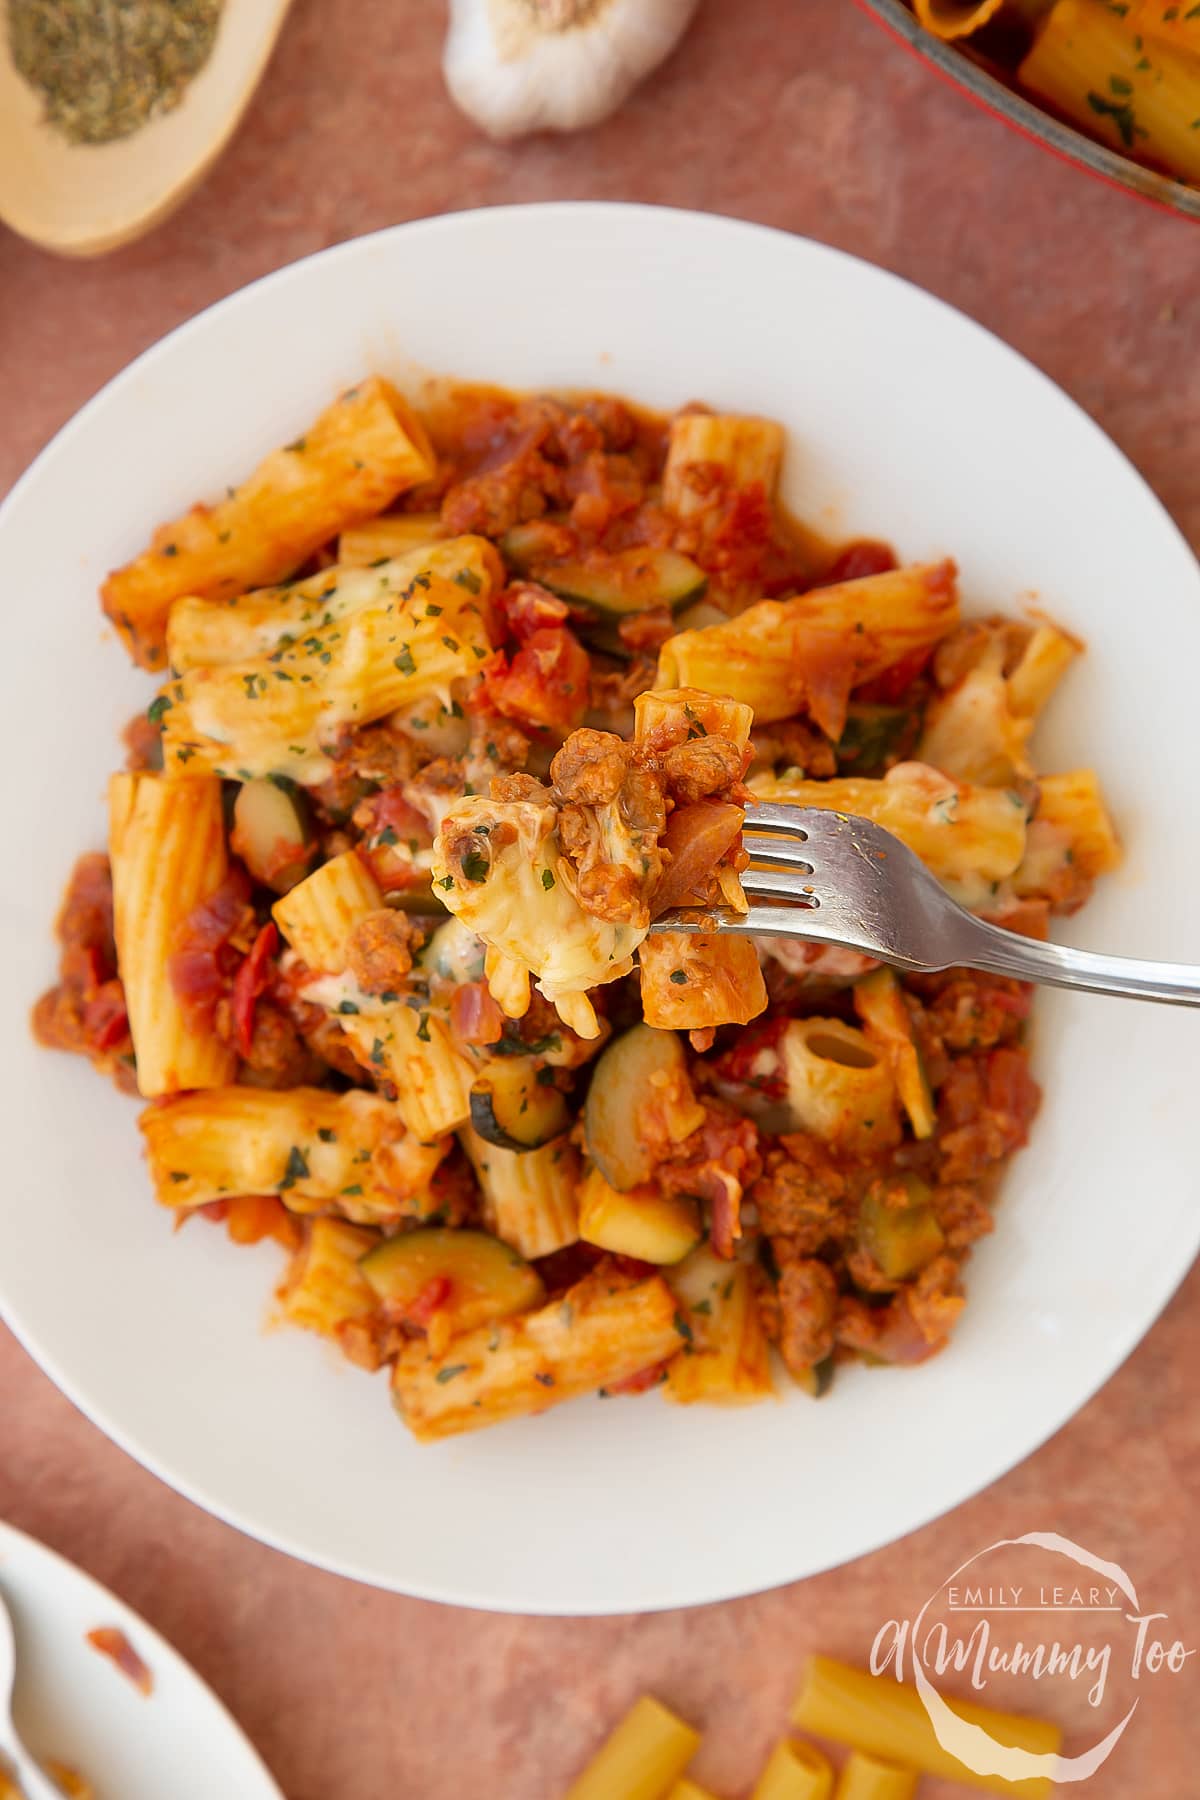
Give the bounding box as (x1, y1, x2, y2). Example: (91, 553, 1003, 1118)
(444, 0, 700, 141)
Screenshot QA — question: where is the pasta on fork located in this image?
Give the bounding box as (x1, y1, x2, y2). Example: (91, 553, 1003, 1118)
(34, 372, 1118, 1441)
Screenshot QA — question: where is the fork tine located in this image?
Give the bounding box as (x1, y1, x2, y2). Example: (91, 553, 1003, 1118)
(742, 803, 811, 837)
(740, 869, 820, 904)
(741, 835, 815, 873)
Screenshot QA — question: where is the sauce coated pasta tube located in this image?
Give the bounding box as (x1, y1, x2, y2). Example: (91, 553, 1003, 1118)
(108, 772, 238, 1097)
(913, 0, 1004, 40)
(1020, 1, 1200, 186)
(103, 378, 436, 669)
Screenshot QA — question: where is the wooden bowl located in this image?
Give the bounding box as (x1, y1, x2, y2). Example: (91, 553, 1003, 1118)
(853, 0, 1200, 224)
(0, 0, 294, 257)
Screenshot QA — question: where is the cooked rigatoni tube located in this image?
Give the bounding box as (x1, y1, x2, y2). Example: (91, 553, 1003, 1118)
(273, 850, 384, 973)
(668, 1782, 720, 1800)
(279, 1217, 380, 1337)
(665, 1248, 774, 1406)
(657, 563, 959, 736)
(634, 686, 754, 750)
(751, 762, 1028, 910)
(1012, 768, 1120, 902)
(167, 535, 500, 673)
(461, 1126, 581, 1259)
(752, 1739, 834, 1800)
(834, 1751, 916, 1800)
(274, 853, 474, 1140)
(663, 412, 785, 516)
(391, 1268, 684, 1441)
(108, 772, 238, 1098)
(776, 1018, 900, 1152)
(792, 1657, 1061, 1798)
(913, 0, 1003, 40)
(639, 933, 767, 1030)
(102, 378, 436, 670)
(917, 621, 1079, 786)
(1020, 1, 1200, 186)
(338, 512, 444, 566)
(159, 569, 492, 785)
(140, 1085, 444, 1224)
(566, 1696, 701, 1800)
(1129, 0, 1200, 51)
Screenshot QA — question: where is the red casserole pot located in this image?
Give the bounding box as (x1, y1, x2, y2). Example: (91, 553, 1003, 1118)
(852, 0, 1200, 223)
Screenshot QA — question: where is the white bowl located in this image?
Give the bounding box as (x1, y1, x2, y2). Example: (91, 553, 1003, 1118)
(1, 204, 1197, 1614)
(0, 1520, 282, 1794)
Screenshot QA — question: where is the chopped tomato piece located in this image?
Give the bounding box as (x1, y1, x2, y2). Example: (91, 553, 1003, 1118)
(853, 645, 933, 705)
(82, 981, 129, 1053)
(407, 1275, 453, 1328)
(483, 626, 590, 735)
(231, 921, 278, 1058)
(820, 539, 898, 585)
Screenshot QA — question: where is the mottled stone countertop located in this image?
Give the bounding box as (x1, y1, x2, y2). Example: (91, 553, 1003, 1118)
(1, 3, 1196, 1796)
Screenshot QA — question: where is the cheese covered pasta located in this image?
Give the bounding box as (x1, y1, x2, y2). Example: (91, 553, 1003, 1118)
(34, 373, 1117, 1441)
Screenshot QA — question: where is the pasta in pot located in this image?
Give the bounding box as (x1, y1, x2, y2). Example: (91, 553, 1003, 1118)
(33, 369, 1118, 1442)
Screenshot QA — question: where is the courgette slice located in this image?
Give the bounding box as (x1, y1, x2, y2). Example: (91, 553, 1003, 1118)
(858, 1175, 944, 1281)
(501, 534, 706, 618)
(359, 1226, 543, 1335)
(835, 703, 914, 776)
(852, 967, 935, 1139)
(578, 1166, 701, 1265)
(583, 1024, 690, 1192)
(469, 1058, 570, 1152)
(231, 777, 315, 894)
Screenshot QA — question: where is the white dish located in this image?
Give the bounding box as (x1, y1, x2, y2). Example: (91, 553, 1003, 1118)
(0, 1520, 282, 1797)
(1, 203, 1197, 1615)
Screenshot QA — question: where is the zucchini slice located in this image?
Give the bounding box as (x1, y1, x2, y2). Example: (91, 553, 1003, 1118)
(501, 534, 706, 618)
(360, 1226, 544, 1336)
(852, 967, 935, 1139)
(231, 777, 315, 893)
(469, 1058, 570, 1152)
(578, 1167, 701, 1265)
(858, 1175, 945, 1281)
(583, 1024, 690, 1192)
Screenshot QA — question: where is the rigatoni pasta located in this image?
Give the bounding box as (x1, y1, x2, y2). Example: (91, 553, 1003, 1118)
(108, 773, 238, 1098)
(103, 378, 436, 670)
(36, 369, 1116, 1444)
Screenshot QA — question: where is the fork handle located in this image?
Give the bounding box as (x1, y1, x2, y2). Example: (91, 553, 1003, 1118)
(955, 916, 1200, 1007)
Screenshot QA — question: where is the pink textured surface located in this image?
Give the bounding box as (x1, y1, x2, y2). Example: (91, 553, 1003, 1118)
(1, 3, 1197, 1796)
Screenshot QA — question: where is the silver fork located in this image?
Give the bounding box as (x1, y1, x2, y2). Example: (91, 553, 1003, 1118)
(650, 803, 1200, 1007)
(0, 1585, 67, 1799)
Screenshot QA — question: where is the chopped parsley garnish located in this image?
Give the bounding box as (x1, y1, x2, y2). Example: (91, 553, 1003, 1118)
(168, 1170, 189, 1183)
(147, 694, 172, 724)
(416, 1013, 431, 1043)
(317, 1127, 337, 1143)
(435, 1364, 469, 1385)
(670, 969, 688, 985)
(279, 1145, 309, 1190)
(454, 567, 482, 595)
(673, 1310, 694, 1343)
(461, 849, 490, 884)
(394, 645, 417, 676)
(541, 868, 555, 890)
